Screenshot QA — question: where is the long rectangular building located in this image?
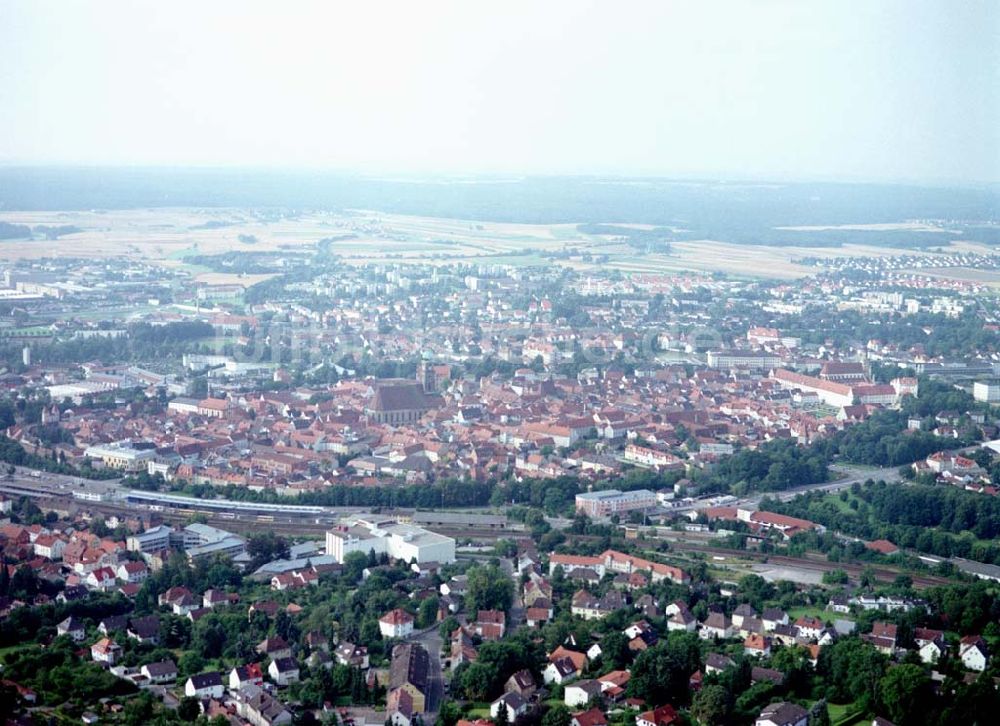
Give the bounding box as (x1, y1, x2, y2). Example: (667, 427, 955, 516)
(575, 489, 656, 518)
(549, 548, 688, 585)
(325, 516, 456, 565)
(707, 350, 782, 371)
(770, 368, 855, 407)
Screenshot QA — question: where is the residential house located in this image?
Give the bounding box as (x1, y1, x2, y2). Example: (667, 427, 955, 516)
(504, 670, 537, 700)
(116, 561, 148, 584)
(85, 566, 117, 592)
(864, 622, 898, 655)
(57, 615, 86, 642)
(635, 705, 678, 726)
(230, 664, 265, 690)
(544, 657, 579, 686)
(185, 671, 225, 700)
(476, 610, 507, 640)
(704, 653, 735, 675)
(761, 608, 789, 632)
(268, 657, 301, 687)
(234, 686, 293, 726)
(572, 707, 608, 726)
(959, 636, 989, 672)
(793, 616, 824, 641)
(700, 612, 733, 640)
(732, 604, 758, 629)
(90, 638, 121, 666)
(751, 668, 786, 687)
(666, 606, 696, 633)
(380, 608, 415, 639)
(127, 615, 161, 645)
(141, 660, 178, 685)
(335, 642, 370, 670)
(257, 636, 292, 661)
(744, 634, 772, 658)
(389, 643, 429, 715)
(565, 679, 603, 708)
(491, 692, 529, 722)
(755, 702, 808, 726)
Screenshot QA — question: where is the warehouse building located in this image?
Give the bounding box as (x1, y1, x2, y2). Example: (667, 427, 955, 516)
(325, 515, 456, 565)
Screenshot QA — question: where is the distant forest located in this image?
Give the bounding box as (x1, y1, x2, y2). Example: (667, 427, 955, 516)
(0, 168, 996, 248)
(0, 221, 82, 240)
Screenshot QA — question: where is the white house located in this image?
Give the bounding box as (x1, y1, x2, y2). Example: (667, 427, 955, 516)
(699, 612, 733, 640)
(268, 657, 301, 687)
(185, 672, 225, 699)
(141, 660, 178, 685)
(117, 561, 148, 584)
(564, 679, 603, 708)
(491, 692, 529, 722)
(85, 567, 118, 592)
(793, 616, 824, 641)
(919, 638, 946, 665)
(761, 609, 789, 632)
(90, 638, 122, 665)
(57, 616, 86, 642)
(755, 702, 808, 726)
(229, 664, 265, 690)
(33, 534, 66, 560)
(959, 636, 989, 672)
(379, 609, 415, 639)
(543, 657, 579, 685)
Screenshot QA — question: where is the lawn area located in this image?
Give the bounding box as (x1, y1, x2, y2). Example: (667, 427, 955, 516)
(822, 491, 864, 514)
(0, 643, 36, 659)
(464, 702, 493, 719)
(786, 605, 847, 626)
(819, 701, 867, 726)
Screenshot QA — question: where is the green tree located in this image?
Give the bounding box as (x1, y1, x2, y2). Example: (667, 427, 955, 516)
(541, 704, 571, 726)
(879, 664, 932, 726)
(418, 597, 440, 629)
(465, 564, 514, 614)
(626, 632, 702, 706)
(494, 701, 510, 726)
(177, 697, 201, 722)
(809, 699, 831, 726)
(691, 684, 731, 725)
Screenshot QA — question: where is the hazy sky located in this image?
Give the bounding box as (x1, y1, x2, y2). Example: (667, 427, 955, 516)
(1, 0, 997, 183)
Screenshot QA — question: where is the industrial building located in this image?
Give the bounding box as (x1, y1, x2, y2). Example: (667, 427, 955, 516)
(325, 515, 456, 565)
(574, 489, 657, 518)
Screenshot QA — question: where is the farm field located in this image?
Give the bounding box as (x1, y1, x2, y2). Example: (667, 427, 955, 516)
(1, 208, 995, 283)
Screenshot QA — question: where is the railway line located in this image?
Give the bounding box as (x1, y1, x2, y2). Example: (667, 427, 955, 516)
(649, 541, 951, 589)
(0, 474, 958, 588)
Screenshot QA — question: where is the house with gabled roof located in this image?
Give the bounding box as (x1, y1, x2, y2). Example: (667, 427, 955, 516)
(185, 671, 224, 699)
(90, 637, 121, 665)
(57, 615, 86, 642)
(636, 704, 678, 726)
(544, 656, 579, 686)
(960, 635, 989, 672)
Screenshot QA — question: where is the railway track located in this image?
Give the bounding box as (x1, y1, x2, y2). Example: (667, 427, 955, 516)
(9, 482, 953, 589)
(659, 541, 950, 588)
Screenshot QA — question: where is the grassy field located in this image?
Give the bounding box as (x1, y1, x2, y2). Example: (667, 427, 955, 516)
(786, 605, 847, 625)
(826, 701, 866, 726)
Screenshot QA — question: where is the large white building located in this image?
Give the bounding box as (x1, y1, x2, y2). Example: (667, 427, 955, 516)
(126, 523, 246, 562)
(180, 523, 247, 562)
(325, 516, 456, 565)
(127, 524, 173, 553)
(974, 380, 1000, 403)
(707, 350, 782, 371)
(84, 441, 158, 471)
